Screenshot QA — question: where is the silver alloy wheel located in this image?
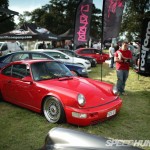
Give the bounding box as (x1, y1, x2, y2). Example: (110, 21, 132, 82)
(43, 97, 62, 123)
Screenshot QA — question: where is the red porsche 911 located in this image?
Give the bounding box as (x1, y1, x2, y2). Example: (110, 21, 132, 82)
(0, 60, 122, 126)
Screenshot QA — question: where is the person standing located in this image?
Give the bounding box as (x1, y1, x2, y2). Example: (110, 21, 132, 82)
(114, 42, 132, 95)
(109, 43, 115, 68)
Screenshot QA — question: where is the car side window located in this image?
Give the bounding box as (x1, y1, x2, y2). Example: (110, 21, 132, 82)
(2, 55, 12, 63)
(12, 64, 30, 79)
(1, 66, 12, 76)
(11, 54, 23, 61)
(48, 52, 67, 59)
(1, 44, 8, 51)
(94, 49, 99, 54)
(81, 49, 91, 54)
(45, 52, 58, 58)
(80, 50, 87, 54)
(19, 54, 30, 60)
(32, 53, 48, 60)
(59, 53, 68, 59)
(65, 51, 73, 57)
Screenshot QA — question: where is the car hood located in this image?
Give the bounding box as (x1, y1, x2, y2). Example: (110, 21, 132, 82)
(38, 77, 117, 108)
(70, 57, 88, 63)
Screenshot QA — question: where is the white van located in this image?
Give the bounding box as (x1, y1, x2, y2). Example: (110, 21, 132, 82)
(34, 41, 52, 49)
(0, 41, 23, 56)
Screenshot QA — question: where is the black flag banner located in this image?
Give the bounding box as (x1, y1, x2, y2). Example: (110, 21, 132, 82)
(139, 18, 150, 74)
(74, 0, 93, 48)
(103, 0, 125, 41)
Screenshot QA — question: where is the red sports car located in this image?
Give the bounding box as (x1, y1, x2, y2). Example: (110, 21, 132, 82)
(0, 60, 122, 126)
(75, 48, 109, 64)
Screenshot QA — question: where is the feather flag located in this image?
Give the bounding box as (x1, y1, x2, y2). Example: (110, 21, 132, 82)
(103, 0, 125, 42)
(139, 18, 150, 74)
(74, 0, 93, 48)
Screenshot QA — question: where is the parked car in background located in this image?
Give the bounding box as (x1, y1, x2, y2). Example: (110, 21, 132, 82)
(55, 48, 97, 67)
(0, 41, 23, 56)
(0, 51, 88, 77)
(32, 49, 91, 71)
(41, 127, 142, 150)
(75, 48, 109, 64)
(0, 60, 122, 126)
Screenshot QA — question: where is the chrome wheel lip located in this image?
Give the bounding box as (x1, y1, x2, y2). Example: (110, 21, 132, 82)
(43, 98, 61, 123)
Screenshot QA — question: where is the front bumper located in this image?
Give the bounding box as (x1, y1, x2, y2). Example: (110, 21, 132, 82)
(65, 98, 122, 126)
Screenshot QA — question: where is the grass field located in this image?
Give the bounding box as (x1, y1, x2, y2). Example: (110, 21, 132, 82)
(0, 63, 150, 150)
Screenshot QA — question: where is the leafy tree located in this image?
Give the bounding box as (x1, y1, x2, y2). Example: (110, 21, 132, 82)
(120, 0, 150, 41)
(19, 0, 102, 39)
(0, 0, 16, 34)
(90, 4, 102, 40)
(17, 11, 32, 26)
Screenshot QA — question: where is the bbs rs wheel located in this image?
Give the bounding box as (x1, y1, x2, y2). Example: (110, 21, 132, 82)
(43, 96, 66, 123)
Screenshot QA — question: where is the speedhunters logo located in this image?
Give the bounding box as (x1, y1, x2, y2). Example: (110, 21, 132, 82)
(140, 19, 150, 72)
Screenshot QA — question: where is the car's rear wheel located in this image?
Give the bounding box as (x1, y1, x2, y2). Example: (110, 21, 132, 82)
(43, 96, 66, 123)
(0, 91, 4, 101)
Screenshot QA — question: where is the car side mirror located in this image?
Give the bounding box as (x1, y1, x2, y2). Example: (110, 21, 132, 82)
(22, 76, 33, 84)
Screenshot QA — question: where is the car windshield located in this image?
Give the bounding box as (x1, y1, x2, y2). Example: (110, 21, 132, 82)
(31, 61, 73, 81)
(64, 50, 78, 57)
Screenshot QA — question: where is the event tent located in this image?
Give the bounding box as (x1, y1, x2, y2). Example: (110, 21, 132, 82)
(0, 22, 59, 41)
(59, 28, 96, 41)
(58, 28, 74, 40)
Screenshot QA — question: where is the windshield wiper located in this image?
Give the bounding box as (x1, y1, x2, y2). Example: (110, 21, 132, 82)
(58, 75, 73, 81)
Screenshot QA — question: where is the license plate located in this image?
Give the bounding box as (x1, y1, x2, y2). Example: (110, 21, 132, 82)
(107, 109, 116, 117)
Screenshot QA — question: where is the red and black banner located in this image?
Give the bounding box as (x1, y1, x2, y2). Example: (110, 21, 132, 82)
(139, 18, 150, 74)
(103, 0, 125, 42)
(74, 0, 93, 48)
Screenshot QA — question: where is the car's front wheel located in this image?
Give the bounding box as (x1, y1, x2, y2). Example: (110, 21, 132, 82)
(43, 96, 66, 123)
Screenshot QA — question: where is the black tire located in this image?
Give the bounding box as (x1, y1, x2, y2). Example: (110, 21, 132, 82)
(0, 91, 4, 102)
(43, 96, 66, 123)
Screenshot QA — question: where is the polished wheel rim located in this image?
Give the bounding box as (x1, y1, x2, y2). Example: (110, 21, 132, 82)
(44, 98, 61, 123)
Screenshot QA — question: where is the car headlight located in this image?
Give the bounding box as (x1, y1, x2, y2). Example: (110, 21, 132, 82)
(77, 94, 86, 106)
(112, 85, 119, 95)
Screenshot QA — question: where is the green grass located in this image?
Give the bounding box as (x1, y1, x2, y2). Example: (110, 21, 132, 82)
(0, 63, 150, 150)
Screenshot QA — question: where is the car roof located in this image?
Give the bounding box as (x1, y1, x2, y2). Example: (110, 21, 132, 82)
(76, 48, 98, 50)
(0, 50, 56, 60)
(32, 49, 71, 56)
(8, 59, 56, 65)
(9, 50, 48, 54)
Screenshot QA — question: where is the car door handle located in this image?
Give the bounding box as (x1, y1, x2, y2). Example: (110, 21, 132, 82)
(7, 80, 11, 83)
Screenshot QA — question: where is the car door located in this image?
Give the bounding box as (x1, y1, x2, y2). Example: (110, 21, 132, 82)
(93, 49, 102, 63)
(1, 64, 35, 106)
(0, 65, 14, 101)
(79, 49, 98, 61)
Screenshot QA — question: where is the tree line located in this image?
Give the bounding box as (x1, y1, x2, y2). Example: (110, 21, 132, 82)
(0, 0, 150, 41)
